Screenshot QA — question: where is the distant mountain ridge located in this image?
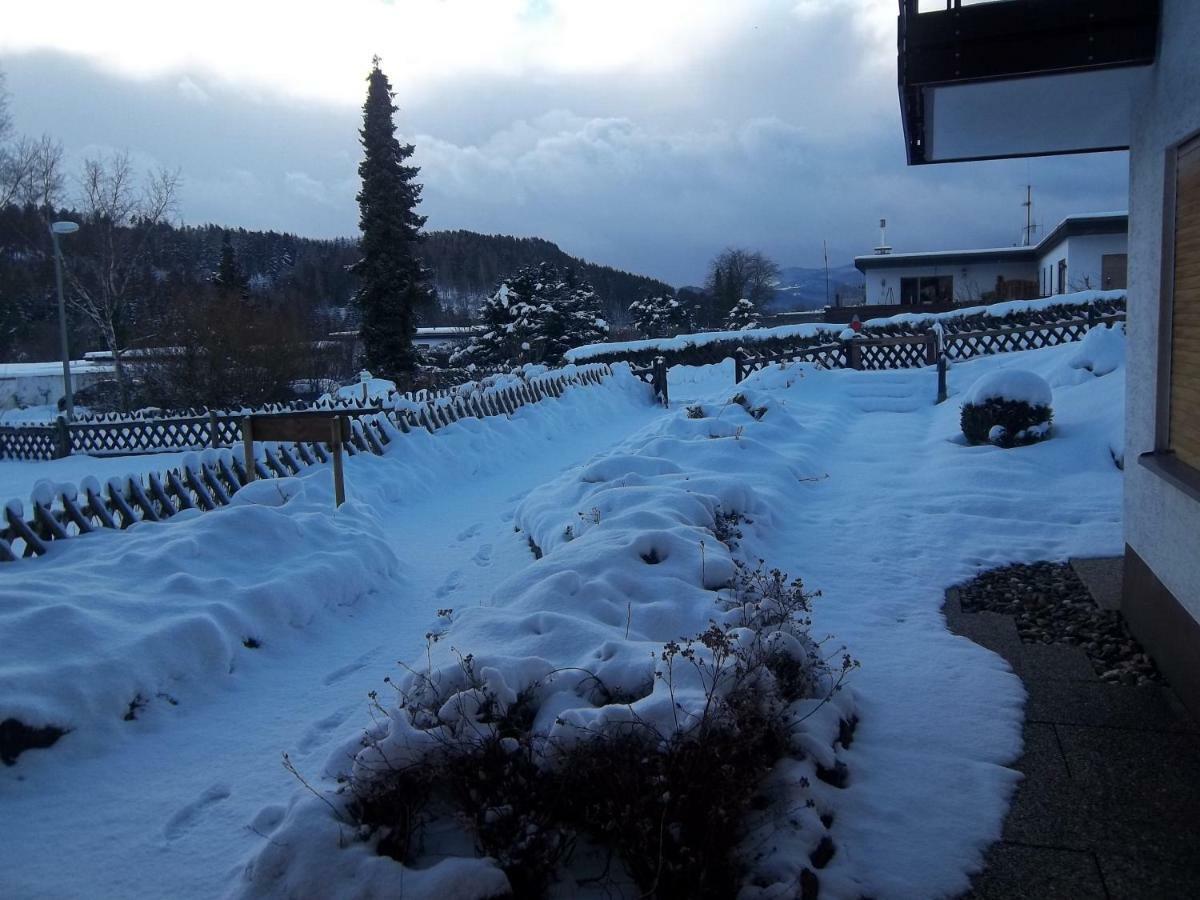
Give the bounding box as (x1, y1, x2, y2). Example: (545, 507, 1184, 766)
(769, 264, 864, 311)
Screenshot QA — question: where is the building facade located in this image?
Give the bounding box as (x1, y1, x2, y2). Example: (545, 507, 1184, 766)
(896, 0, 1200, 714)
(855, 213, 1128, 306)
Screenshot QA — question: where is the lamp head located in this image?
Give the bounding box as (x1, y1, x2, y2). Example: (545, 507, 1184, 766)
(50, 221, 80, 235)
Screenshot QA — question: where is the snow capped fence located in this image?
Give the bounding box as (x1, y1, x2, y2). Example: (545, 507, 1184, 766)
(0, 367, 537, 462)
(568, 292, 1128, 383)
(0, 364, 615, 562)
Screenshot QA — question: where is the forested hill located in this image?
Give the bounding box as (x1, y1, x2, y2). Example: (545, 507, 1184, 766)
(422, 230, 674, 316)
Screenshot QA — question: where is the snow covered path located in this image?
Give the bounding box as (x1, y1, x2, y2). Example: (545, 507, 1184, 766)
(0, 379, 663, 900)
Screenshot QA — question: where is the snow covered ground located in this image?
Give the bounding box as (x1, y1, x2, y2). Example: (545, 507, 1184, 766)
(0, 334, 1125, 898)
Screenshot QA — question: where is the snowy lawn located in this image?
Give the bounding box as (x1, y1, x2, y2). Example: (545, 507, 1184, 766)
(240, 334, 1123, 898)
(0, 370, 661, 898)
(0, 335, 1125, 898)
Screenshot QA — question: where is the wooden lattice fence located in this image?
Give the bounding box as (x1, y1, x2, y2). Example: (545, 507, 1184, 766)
(732, 304, 1125, 383)
(0, 364, 614, 563)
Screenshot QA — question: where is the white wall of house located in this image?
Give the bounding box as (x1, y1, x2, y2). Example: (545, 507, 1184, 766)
(1125, 0, 1200, 619)
(0, 363, 113, 414)
(861, 258, 1036, 305)
(1036, 232, 1128, 294)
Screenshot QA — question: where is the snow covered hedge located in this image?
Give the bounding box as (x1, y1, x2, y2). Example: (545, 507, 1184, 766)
(961, 370, 1054, 448)
(564, 290, 1126, 368)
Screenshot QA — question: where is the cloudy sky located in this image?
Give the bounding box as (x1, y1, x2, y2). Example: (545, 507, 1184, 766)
(0, 0, 1128, 286)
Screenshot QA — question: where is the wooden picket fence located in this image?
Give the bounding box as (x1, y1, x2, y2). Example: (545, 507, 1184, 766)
(0, 364, 613, 563)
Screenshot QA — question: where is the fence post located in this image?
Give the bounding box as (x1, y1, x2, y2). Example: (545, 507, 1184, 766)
(844, 339, 862, 370)
(653, 355, 669, 408)
(54, 416, 71, 459)
(208, 411, 221, 448)
(936, 354, 948, 404)
(734, 348, 746, 384)
(924, 332, 938, 366)
(1087, 305, 1097, 331)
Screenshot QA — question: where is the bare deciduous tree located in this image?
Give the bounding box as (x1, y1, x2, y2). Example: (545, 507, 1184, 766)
(66, 151, 181, 410)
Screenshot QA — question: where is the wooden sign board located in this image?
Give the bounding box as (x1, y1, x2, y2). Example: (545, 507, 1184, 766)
(242, 413, 351, 507)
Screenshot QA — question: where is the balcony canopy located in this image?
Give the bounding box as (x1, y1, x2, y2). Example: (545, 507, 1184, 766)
(898, 0, 1161, 165)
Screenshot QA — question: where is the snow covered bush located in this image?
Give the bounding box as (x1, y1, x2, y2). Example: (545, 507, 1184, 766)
(961, 369, 1054, 448)
(723, 298, 760, 331)
(1069, 323, 1125, 377)
(629, 293, 691, 339)
(451, 263, 609, 367)
(336, 559, 852, 899)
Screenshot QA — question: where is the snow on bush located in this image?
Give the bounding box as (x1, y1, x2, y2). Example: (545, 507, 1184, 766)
(237, 386, 857, 899)
(1069, 323, 1125, 377)
(723, 297, 760, 331)
(961, 369, 1054, 448)
(629, 293, 691, 339)
(451, 263, 609, 367)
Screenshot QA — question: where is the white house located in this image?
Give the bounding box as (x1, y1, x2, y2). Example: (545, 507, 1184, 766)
(854, 212, 1128, 307)
(897, 0, 1200, 715)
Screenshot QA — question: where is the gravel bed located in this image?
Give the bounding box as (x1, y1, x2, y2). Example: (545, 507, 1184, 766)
(958, 561, 1163, 686)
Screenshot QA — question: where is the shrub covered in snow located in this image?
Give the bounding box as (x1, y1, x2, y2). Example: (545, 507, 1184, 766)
(723, 298, 760, 331)
(961, 369, 1053, 448)
(629, 293, 691, 339)
(451, 263, 609, 368)
(1069, 323, 1125, 377)
(338, 559, 853, 898)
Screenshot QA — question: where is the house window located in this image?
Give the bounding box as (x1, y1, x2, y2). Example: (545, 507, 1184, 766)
(900, 275, 952, 305)
(1102, 253, 1128, 290)
(1165, 134, 1200, 470)
(1057, 259, 1068, 294)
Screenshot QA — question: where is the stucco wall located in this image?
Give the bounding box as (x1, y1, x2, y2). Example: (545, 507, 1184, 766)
(1125, 0, 1200, 619)
(862, 259, 1037, 305)
(1037, 233, 1128, 293)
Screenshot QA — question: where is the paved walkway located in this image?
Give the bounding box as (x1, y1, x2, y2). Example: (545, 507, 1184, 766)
(946, 581, 1200, 899)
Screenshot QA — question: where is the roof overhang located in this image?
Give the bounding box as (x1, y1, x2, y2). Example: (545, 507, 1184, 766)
(856, 247, 1035, 272)
(899, 0, 1161, 166)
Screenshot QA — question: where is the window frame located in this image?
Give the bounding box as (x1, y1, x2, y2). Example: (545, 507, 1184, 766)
(1143, 125, 1200, 499)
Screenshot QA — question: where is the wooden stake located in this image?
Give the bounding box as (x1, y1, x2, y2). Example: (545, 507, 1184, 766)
(331, 417, 346, 507)
(242, 417, 255, 483)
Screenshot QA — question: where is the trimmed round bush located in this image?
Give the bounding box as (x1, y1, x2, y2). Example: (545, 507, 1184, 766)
(961, 369, 1053, 448)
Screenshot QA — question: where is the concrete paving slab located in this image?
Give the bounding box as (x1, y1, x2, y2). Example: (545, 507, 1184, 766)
(1012, 642, 1097, 682)
(1070, 555, 1124, 612)
(964, 842, 1106, 899)
(1024, 679, 1200, 733)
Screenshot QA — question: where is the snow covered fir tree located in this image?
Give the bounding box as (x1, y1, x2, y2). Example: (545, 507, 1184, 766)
(723, 297, 760, 331)
(629, 293, 690, 338)
(452, 262, 609, 367)
(352, 57, 435, 379)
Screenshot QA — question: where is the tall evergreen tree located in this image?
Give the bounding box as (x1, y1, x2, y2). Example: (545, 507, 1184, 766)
(352, 57, 433, 378)
(214, 230, 250, 300)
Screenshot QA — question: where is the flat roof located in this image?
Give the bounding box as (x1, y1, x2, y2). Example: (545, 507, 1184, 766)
(855, 212, 1127, 271)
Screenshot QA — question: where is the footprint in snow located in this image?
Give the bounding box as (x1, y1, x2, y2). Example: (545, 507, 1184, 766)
(163, 783, 231, 841)
(297, 705, 356, 754)
(456, 522, 484, 543)
(472, 544, 493, 567)
(436, 569, 465, 598)
(321, 646, 384, 686)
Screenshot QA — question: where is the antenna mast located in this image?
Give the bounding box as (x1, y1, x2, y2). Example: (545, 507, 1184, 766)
(1022, 185, 1038, 246)
(823, 239, 830, 307)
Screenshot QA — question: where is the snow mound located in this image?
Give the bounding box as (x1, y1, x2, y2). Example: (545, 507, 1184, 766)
(1069, 324, 1125, 376)
(964, 368, 1053, 407)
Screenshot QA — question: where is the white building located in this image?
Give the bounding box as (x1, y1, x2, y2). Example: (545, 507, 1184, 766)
(0, 360, 113, 415)
(897, 0, 1200, 715)
(854, 212, 1128, 307)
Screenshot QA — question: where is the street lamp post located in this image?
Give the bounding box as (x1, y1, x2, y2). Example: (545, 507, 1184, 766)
(50, 220, 79, 421)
